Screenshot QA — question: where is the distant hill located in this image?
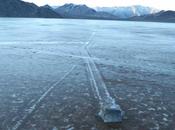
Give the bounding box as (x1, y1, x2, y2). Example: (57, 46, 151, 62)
(0, 0, 61, 18)
(130, 10, 175, 22)
(54, 3, 118, 20)
(95, 5, 159, 19)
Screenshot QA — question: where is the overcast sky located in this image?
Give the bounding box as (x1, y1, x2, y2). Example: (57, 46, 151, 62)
(23, 0, 175, 10)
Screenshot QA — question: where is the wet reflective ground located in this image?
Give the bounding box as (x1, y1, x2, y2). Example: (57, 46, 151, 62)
(0, 18, 175, 130)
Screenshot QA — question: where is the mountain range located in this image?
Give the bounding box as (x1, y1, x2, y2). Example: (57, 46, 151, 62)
(54, 4, 175, 22)
(0, 0, 175, 23)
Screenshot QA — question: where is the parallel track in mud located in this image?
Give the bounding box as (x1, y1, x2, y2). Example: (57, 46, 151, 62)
(83, 32, 120, 114)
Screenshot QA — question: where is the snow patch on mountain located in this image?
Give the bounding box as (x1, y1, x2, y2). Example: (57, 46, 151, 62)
(95, 5, 159, 19)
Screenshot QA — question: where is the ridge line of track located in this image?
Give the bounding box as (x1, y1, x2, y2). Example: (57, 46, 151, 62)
(83, 31, 120, 114)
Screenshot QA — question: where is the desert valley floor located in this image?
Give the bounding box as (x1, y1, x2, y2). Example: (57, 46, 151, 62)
(0, 18, 175, 130)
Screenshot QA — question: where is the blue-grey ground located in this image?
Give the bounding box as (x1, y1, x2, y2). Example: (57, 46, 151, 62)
(0, 18, 175, 130)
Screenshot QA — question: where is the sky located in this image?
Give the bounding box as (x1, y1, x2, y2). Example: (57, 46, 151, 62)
(23, 0, 175, 10)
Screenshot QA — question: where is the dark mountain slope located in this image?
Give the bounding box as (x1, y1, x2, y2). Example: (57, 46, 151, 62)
(0, 0, 61, 18)
(130, 10, 175, 22)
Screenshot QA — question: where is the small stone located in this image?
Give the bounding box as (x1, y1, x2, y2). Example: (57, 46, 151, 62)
(52, 126, 58, 130)
(163, 118, 168, 122)
(163, 113, 168, 117)
(148, 108, 156, 111)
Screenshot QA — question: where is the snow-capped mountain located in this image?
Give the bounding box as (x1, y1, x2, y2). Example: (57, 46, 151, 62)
(95, 5, 159, 19)
(54, 3, 118, 20)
